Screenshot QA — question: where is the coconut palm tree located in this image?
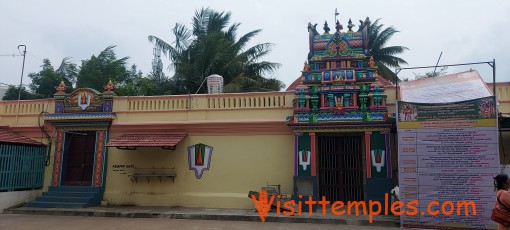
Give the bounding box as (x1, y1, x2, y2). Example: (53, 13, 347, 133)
(148, 7, 283, 94)
(366, 18, 409, 83)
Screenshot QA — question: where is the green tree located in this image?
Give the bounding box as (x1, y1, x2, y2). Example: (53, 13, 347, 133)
(28, 58, 77, 98)
(2, 85, 39, 100)
(125, 64, 144, 83)
(366, 18, 409, 83)
(224, 75, 286, 93)
(56, 57, 79, 86)
(116, 78, 173, 96)
(76, 45, 130, 91)
(115, 65, 172, 96)
(148, 7, 284, 94)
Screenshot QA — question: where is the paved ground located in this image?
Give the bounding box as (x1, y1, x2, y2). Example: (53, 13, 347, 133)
(0, 214, 400, 230)
(5, 205, 400, 227)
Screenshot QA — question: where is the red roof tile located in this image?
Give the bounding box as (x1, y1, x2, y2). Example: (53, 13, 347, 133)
(0, 128, 45, 146)
(106, 134, 187, 147)
(376, 77, 393, 86)
(286, 76, 304, 91)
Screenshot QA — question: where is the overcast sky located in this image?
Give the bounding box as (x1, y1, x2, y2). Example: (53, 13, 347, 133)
(1, 0, 509, 91)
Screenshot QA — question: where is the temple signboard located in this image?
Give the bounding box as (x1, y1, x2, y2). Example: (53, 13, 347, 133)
(397, 96, 499, 229)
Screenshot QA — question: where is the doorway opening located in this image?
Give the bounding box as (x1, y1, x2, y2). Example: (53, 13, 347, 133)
(62, 131, 96, 186)
(317, 135, 365, 202)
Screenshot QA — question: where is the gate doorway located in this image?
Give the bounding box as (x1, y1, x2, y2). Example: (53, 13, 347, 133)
(317, 135, 364, 202)
(62, 131, 96, 186)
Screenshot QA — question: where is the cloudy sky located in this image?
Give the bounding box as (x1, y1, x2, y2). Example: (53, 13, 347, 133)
(1, 0, 509, 91)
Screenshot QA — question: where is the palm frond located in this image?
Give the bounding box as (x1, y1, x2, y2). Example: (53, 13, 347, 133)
(233, 29, 261, 52)
(148, 35, 182, 64)
(223, 82, 242, 93)
(226, 23, 240, 40)
(375, 46, 409, 57)
(372, 27, 399, 50)
(172, 23, 192, 52)
(207, 10, 231, 34)
(242, 42, 274, 61)
(366, 18, 409, 82)
(192, 7, 212, 37)
(149, 7, 284, 94)
(376, 62, 399, 83)
(245, 61, 281, 76)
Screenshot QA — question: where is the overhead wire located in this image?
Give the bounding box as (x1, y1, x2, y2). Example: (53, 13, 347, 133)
(26, 52, 43, 61)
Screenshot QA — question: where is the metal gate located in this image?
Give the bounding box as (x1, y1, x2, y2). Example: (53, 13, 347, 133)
(0, 143, 46, 192)
(318, 135, 364, 202)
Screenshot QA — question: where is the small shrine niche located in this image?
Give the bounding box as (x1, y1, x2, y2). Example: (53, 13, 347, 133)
(52, 80, 116, 114)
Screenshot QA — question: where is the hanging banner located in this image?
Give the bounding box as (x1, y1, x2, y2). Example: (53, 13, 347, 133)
(399, 70, 492, 103)
(397, 96, 499, 229)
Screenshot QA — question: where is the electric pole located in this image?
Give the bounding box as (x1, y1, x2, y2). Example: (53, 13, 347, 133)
(17, 45, 27, 101)
(16, 45, 26, 124)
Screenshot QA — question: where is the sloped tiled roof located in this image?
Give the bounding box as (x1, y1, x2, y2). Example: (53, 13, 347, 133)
(106, 134, 187, 147)
(0, 128, 45, 146)
(376, 77, 393, 86)
(286, 76, 304, 91)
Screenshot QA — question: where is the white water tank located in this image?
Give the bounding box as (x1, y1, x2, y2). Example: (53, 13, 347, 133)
(207, 74, 223, 94)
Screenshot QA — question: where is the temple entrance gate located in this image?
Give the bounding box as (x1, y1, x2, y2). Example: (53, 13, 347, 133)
(62, 131, 97, 186)
(287, 16, 395, 211)
(317, 135, 365, 202)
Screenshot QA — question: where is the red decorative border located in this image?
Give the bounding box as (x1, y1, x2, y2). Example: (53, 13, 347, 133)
(365, 132, 372, 179)
(93, 131, 105, 187)
(51, 131, 64, 186)
(310, 132, 316, 176)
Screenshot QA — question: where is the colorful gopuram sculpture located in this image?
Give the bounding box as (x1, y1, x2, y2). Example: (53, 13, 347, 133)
(288, 17, 388, 124)
(288, 16, 394, 210)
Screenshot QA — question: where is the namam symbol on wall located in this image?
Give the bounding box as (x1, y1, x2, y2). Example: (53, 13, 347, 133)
(371, 149, 385, 172)
(298, 150, 311, 171)
(188, 143, 213, 179)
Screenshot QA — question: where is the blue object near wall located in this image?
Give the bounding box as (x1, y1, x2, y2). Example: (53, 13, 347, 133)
(0, 143, 46, 192)
(365, 178, 394, 204)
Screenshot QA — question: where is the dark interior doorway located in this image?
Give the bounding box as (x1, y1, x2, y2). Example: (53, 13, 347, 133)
(317, 135, 364, 202)
(63, 131, 96, 186)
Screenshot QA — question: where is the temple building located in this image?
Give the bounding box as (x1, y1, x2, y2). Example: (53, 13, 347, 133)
(1, 16, 509, 211)
(287, 18, 395, 208)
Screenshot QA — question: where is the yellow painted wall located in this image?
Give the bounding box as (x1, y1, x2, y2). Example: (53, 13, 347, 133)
(103, 135, 294, 208)
(3, 83, 510, 209)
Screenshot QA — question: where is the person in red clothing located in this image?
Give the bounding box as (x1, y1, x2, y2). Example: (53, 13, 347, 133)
(494, 174, 510, 230)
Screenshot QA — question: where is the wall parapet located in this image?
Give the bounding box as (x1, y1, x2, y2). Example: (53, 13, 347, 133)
(0, 91, 295, 126)
(0, 99, 54, 127)
(2, 84, 510, 127)
(0, 99, 53, 115)
(113, 91, 294, 112)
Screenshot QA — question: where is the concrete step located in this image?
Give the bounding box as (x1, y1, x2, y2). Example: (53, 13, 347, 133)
(25, 202, 89, 209)
(48, 186, 101, 193)
(25, 186, 104, 209)
(35, 196, 96, 203)
(42, 191, 99, 198)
